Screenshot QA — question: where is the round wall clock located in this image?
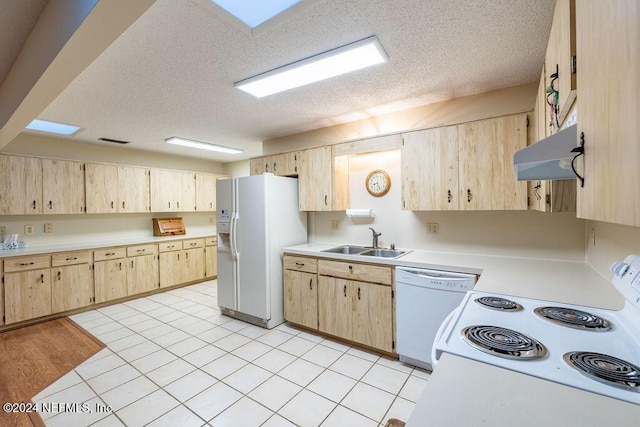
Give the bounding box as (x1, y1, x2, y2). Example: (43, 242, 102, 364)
(365, 169, 391, 197)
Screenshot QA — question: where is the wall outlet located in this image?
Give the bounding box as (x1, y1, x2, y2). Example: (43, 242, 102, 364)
(24, 224, 34, 235)
(426, 222, 440, 234)
(44, 223, 54, 233)
(331, 220, 340, 230)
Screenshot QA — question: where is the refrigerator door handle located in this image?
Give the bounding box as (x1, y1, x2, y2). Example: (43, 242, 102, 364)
(231, 213, 239, 261)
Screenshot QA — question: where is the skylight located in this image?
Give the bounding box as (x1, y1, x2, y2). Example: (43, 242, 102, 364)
(210, 0, 301, 28)
(25, 119, 81, 136)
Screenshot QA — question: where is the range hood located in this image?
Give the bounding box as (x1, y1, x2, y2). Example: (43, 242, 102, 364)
(513, 124, 578, 181)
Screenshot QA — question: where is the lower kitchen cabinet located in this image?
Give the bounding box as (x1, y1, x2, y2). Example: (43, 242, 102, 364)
(94, 258, 128, 303)
(51, 251, 94, 313)
(159, 242, 182, 288)
(182, 239, 205, 283)
(126, 244, 159, 295)
(205, 237, 217, 279)
(318, 276, 394, 353)
(284, 269, 318, 330)
(4, 269, 51, 324)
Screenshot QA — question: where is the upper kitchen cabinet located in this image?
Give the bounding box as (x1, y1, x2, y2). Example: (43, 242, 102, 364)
(42, 159, 85, 214)
(298, 146, 349, 211)
(150, 169, 196, 212)
(460, 114, 528, 211)
(575, 0, 640, 227)
(195, 173, 225, 211)
(0, 154, 42, 215)
(545, 0, 577, 132)
(529, 69, 576, 213)
(86, 163, 150, 213)
(402, 125, 459, 210)
(250, 152, 300, 176)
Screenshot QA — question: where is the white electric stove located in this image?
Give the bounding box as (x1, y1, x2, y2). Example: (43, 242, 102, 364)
(433, 255, 640, 405)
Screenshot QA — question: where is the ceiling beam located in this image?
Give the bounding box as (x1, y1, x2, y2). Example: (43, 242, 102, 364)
(0, 0, 157, 150)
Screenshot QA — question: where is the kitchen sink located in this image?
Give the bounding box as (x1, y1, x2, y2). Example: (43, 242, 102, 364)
(359, 248, 407, 258)
(321, 245, 370, 254)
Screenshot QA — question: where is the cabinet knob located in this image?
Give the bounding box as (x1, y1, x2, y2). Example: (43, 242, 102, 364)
(348, 265, 353, 270)
(122, 201, 126, 209)
(111, 201, 114, 209)
(343, 285, 347, 297)
(57, 271, 61, 281)
(119, 262, 122, 270)
(32, 200, 36, 209)
(49, 200, 53, 209)
(467, 189, 472, 202)
(357, 287, 361, 300)
(40, 274, 44, 283)
(447, 190, 452, 203)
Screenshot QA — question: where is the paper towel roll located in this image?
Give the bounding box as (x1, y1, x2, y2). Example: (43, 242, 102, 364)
(346, 209, 374, 218)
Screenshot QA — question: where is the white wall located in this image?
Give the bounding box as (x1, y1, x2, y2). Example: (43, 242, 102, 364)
(223, 160, 250, 178)
(586, 220, 640, 279)
(309, 151, 587, 260)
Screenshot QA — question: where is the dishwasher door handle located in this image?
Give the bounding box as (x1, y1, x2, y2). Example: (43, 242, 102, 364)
(431, 307, 459, 369)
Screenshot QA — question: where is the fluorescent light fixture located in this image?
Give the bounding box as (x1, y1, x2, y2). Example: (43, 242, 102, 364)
(165, 137, 243, 154)
(211, 0, 301, 28)
(234, 36, 388, 98)
(26, 119, 81, 135)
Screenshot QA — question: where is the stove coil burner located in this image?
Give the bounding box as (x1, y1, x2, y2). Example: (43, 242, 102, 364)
(534, 306, 613, 331)
(461, 325, 547, 360)
(564, 352, 640, 392)
(474, 296, 523, 311)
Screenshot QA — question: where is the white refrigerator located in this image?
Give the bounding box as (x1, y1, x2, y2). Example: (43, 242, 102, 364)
(216, 174, 307, 329)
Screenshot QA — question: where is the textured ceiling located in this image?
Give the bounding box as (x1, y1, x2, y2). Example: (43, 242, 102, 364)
(26, 0, 555, 162)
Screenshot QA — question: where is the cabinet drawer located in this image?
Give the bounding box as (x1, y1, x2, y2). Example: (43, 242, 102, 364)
(205, 236, 217, 246)
(94, 247, 126, 261)
(182, 239, 204, 249)
(318, 259, 392, 285)
(158, 241, 182, 252)
(284, 255, 317, 273)
(51, 251, 92, 267)
(127, 244, 157, 257)
(4, 255, 50, 272)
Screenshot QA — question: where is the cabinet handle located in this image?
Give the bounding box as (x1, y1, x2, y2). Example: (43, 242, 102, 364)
(309, 278, 312, 290)
(169, 201, 171, 208)
(122, 201, 126, 209)
(119, 262, 122, 270)
(49, 200, 53, 209)
(177, 201, 180, 209)
(177, 253, 180, 261)
(57, 271, 61, 281)
(40, 274, 44, 283)
(190, 243, 196, 246)
(106, 252, 115, 256)
(343, 285, 347, 297)
(131, 260, 134, 268)
(19, 262, 35, 266)
(324, 195, 328, 206)
(210, 202, 213, 208)
(265, 163, 269, 172)
(65, 257, 78, 261)
(273, 162, 277, 172)
(136, 249, 146, 253)
(357, 287, 361, 300)
(186, 252, 189, 259)
(447, 190, 452, 203)
(32, 200, 36, 210)
(467, 189, 472, 202)
(295, 262, 304, 267)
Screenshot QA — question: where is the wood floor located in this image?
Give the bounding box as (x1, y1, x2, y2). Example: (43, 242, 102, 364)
(0, 318, 105, 427)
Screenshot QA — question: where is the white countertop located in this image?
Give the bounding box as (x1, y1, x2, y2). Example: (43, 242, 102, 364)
(0, 232, 215, 258)
(284, 243, 638, 424)
(283, 242, 623, 310)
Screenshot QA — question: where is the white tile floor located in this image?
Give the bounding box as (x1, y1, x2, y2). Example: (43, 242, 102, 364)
(33, 280, 430, 427)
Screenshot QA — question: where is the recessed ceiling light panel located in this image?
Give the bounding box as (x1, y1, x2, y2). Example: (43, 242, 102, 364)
(25, 119, 81, 136)
(234, 36, 388, 98)
(165, 137, 243, 154)
(211, 0, 301, 28)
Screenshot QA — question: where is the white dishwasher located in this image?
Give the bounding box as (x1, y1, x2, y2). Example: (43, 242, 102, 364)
(396, 266, 476, 371)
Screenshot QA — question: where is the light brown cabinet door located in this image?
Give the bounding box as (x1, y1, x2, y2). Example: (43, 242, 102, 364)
(94, 259, 128, 303)
(180, 172, 196, 212)
(4, 269, 51, 324)
(159, 251, 182, 288)
(318, 276, 351, 339)
(52, 264, 94, 313)
(284, 270, 318, 330)
(42, 159, 85, 214)
(85, 163, 118, 213)
(458, 114, 527, 210)
(351, 280, 393, 353)
(205, 245, 217, 278)
(195, 173, 216, 211)
(119, 166, 149, 213)
(182, 247, 205, 283)
(402, 126, 459, 210)
(0, 155, 42, 214)
(150, 169, 175, 212)
(299, 146, 333, 211)
(127, 254, 159, 295)
(545, 0, 577, 129)
(249, 158, 267, 175)
(576, 0, 640, 227)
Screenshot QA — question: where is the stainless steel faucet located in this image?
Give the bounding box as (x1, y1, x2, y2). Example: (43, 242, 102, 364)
(369, 227, 382, 248)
